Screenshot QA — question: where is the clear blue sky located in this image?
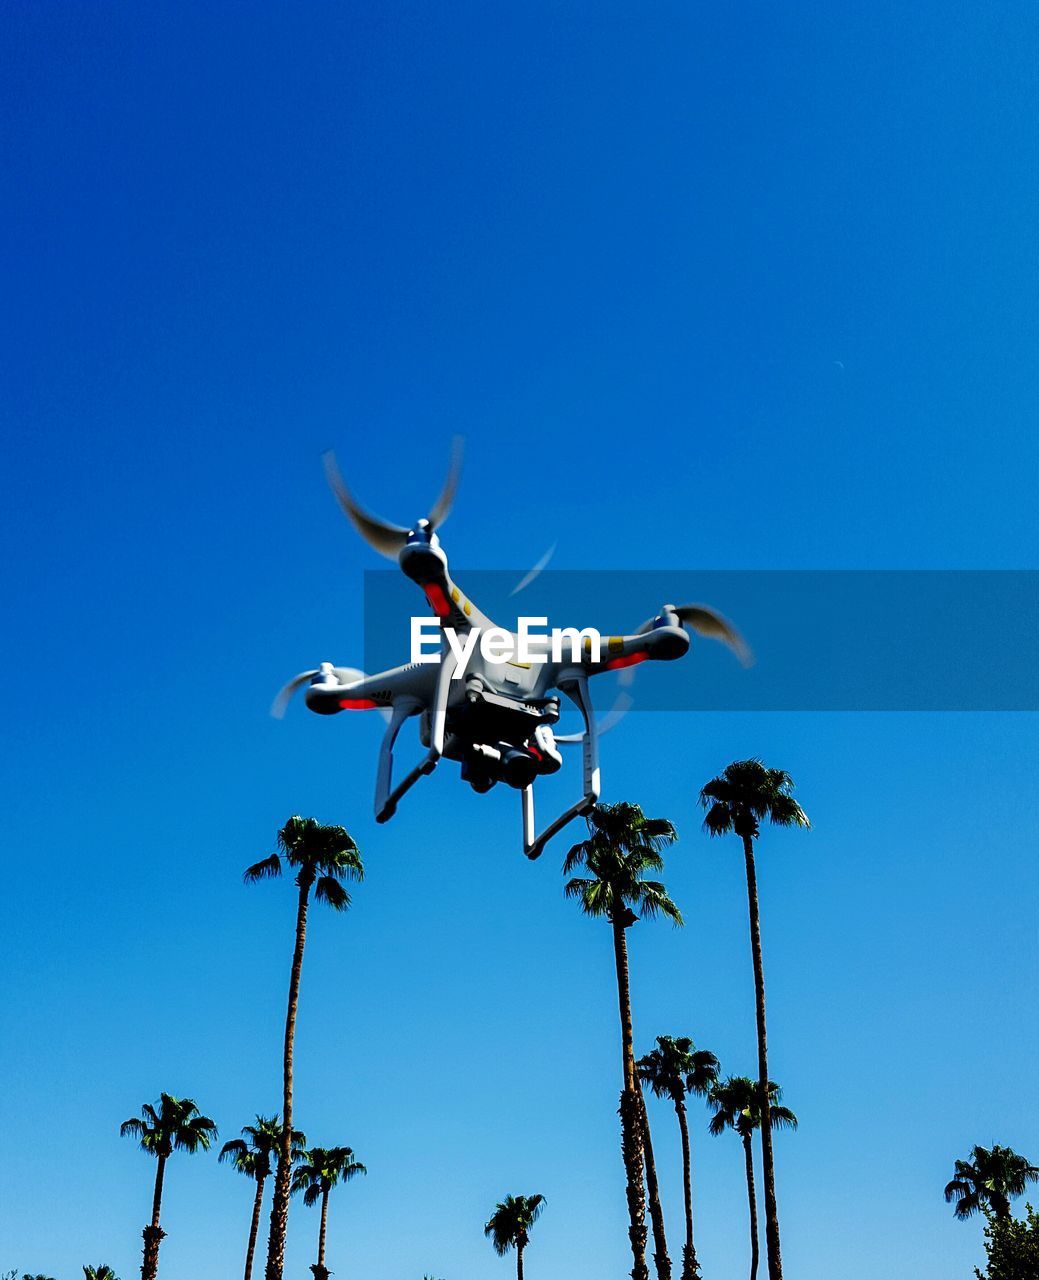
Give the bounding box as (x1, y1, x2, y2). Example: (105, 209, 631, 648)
(3, 3, 1038, 1277)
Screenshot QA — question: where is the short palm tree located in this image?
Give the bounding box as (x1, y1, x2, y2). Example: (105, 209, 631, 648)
(708, 1077, 797, 1280)
(291, 1144, 367, 1280)
(245, 816, 363, 1280)
(120, 1093, 217, 1280)
(83, 1268, 119, 1280)
(944, 1144, 1039, 1221)
(565, 801, 683, 1280)
(220, 1116, 307, 1280)
(700, 761, 808, 1280)
(638, 1036, 720, 1280)
(484, 1193, 546, 1280)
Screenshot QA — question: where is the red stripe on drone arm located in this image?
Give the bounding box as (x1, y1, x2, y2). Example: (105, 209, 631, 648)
(338, 698, 379, 710)
(605, 651, 648, 671)
(423, 583, 452, 619)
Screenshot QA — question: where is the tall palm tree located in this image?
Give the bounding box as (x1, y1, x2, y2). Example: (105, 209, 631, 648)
(700, 760, 808, 1280)
(120, 1093, 217, 1280)
(291, 1145, 367, 1280)
(220, 1116, 307, 1280)
(245, 816, 363, 1280)
(83, 1268, 119, 1280)
(484, 1194, 546, 1280)
(565, 800, 683, 1280)
(707, 1077, 797, 1280)
(638, 1036, 720, 1280)
(944, 1144, 1039, 1221)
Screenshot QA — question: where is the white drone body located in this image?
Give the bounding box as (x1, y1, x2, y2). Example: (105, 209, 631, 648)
(274, 443, 749, 859)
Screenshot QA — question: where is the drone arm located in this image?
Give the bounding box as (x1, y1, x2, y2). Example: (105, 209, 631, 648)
(522, 670, 600, 860)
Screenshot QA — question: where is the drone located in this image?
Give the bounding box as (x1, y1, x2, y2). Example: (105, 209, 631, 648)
(274, 442, 750, 860)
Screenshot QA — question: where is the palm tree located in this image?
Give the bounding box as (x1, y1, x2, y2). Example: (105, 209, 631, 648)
(484, 1194, 546, 1280)
(944, 1144, 1039, 1221)
(83, 1268, 119, 1280)
(245, 816, 363, 1280)
(708, 1077, 797, 1280)
(638, 1036, 720, 1280)
(700, 760, 808, 1280)
(119, 1093, 217, 1280)
(220, 1116, 307, 1280)
(291, 1145, 367, 1280)
(565, 800, 683, 1280)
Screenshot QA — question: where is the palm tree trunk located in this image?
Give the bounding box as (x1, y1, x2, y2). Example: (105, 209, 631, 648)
(675, 1099, 699, 1280)
(150, 1152, 166, 1227)
(638, 1084, 672, 1280)
(244, 1175, 265, 1280)
(613, 915, 650, 1280)
(319, 1187, 329, 1266)
(266, 874, 312, 1280)
(309, 1188, 332, 1280)
(742, 1132, 759, 1280)
(516, 1240, 525, 1280)
(140, 1154, 167, 1280)
(743, 835, 782, 1280)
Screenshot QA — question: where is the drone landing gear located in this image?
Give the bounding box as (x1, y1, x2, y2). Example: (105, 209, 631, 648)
(521, 672, 601, 860)
(374, 650, 458, 822)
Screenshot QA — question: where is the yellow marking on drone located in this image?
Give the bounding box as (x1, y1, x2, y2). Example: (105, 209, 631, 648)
(507, 660, 532, 669)
(608, 636, 624, 654)
(464, 601, 472, 616)
(583, 637, 593, 653)
(451, 587, 460, 603)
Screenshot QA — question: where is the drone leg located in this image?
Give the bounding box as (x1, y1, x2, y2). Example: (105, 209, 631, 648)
(522, 672, 601, 860)
(375, 699, 419, 823)
(375, 649, 457, 823)
(521, 784, 536, 851)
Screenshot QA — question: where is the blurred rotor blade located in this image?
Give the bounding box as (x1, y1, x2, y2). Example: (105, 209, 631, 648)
(323, 451, 409, 560)
(675, 604, 754, 667)
(271, 665, 393, 724)
(426, 435, 465, 530)
(509, 542, 556, 597)
(270, 670, 320, 719)
(556, 691, 635, 744)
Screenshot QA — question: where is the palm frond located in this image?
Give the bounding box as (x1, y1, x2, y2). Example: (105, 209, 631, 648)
(701, 802, 734, 837)
(314, 875, 351, 911)
(244, 853, 282, 883)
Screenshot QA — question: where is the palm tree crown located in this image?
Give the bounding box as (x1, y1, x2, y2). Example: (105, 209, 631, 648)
(220, 1115, 306, 1182)
(708, 1077, 798, 1139)
(120, 1093, 217, 1158)
(83, 1268, 119, 1280)
(564, 802, 683, 928)
(944, 1144, 1039, 1220)
(699, 760, 809, 841)
(245, 815, 363, 905)
(638, 1036, 720, 1106)
(291, 1146, 367, 1206)
(484, 1194, 546, 1256)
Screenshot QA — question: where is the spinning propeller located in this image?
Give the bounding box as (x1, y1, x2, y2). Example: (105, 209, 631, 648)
(271, 664, 387, 720)
(555, 603, 751, 744)
(322, 436, 464, 560)
(637, 603, 753, 668)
